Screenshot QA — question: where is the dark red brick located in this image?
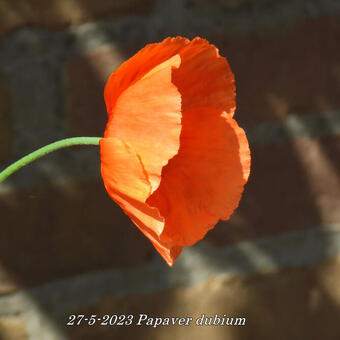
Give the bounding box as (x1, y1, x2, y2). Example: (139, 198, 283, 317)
(0, 178, 155, 292)
(213, 16, 340, 126)
(64, 45, 125, 137)
(0, 73, 12, 163)
(206, 135, 340, 246)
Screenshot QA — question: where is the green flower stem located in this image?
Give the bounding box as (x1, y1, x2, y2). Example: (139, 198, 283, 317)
(0, 137, 101, 184)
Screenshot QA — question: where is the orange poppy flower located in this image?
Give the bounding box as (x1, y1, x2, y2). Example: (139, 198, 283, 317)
(100, 37, 251, 266)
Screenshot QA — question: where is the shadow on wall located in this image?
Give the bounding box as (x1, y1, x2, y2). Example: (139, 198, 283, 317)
(1, 0, 155, 35)
(0, 0, 340, 339)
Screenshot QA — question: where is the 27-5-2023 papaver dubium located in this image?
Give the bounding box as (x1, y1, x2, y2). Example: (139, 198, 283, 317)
(100, 37, 251, 266)
(0, 36, 251, 267)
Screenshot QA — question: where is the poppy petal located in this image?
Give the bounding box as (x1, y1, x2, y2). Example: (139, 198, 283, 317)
(126, 209, 183, 267)
(172, 37, 236, 116)
(105, 37, 235, 118)
(104, 37, 190, 116)
(100, 137, 182, 265)
(101, 37, 251, 267)
(147, 108, 251, 247)
(104, 54, 182, 193)
(100, 137, 165, 235)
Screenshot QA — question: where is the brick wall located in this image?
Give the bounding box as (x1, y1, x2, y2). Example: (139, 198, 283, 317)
(1, 0, 340, 339)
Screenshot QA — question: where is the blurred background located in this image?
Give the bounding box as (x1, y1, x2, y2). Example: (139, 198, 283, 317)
(1, 0, 340, 339)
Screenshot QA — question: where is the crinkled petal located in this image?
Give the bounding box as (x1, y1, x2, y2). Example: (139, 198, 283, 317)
(100, 137, 164, 235)
(101, 37, 250, 267)
(173, 37, 236, 116)
(104, 37, 190, 116)
(104, 54, 182, 193)
(100, 137, 183, 266)
(104, 37, 234, 117)
(147, 108, 251, 248)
